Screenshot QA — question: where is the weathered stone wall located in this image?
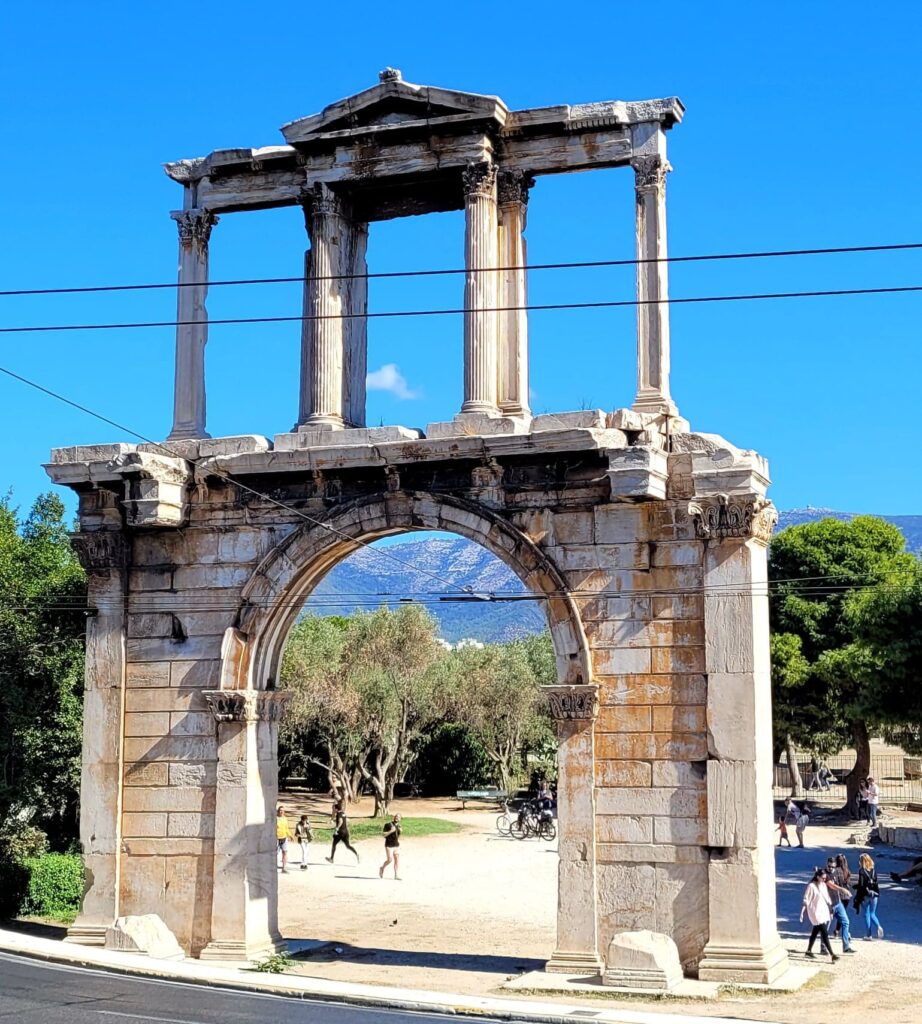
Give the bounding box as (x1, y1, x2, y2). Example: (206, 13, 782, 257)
(48, 425, 786, 981)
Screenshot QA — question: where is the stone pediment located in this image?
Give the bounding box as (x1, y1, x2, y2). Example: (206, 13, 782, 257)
(281, 68, 507, 143)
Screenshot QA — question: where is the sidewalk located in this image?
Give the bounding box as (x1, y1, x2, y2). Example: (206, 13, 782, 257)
(0, 926, 778, 1024)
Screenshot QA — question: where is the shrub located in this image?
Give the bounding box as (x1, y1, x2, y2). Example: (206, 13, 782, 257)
(0, 822, 49, 862)
(0, 860, 30, 920)
(20, 853, 84, 922)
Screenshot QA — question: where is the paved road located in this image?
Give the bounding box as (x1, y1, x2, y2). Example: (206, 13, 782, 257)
(0, 951, 500, 1024)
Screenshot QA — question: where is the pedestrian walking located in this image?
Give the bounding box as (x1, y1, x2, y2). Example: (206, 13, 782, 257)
(379, 813, 402, 880)
(295, 814, 313, 870)
(777, 815, 792, 847)
(824, 856, 855, 953)
(795, 804, 810, 848)
(854, 853, 884, 940)
(800, 867, 839, 961)
(276, 806, 291, 874)
(866, 777, 881, 827)
(325, 802, 360, 865)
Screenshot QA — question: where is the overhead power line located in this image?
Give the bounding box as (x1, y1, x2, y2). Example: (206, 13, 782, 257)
(3, 284, 922, 336)
(1, 241, 920, 297)
(0, 364, 470, 599)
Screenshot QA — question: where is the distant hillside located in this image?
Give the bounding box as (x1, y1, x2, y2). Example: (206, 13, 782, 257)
(778, 508, 922, 552)
(304, 511, 921, 643)
(305, 537, 543, 643)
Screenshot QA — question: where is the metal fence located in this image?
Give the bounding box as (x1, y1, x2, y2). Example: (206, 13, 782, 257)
(772, 753, 922, 805)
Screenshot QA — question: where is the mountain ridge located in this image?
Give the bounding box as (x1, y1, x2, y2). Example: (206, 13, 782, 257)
(304, 510, 921, 642)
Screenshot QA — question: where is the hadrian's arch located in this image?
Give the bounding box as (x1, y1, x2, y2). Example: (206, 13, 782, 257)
(47, 69, 790, 986)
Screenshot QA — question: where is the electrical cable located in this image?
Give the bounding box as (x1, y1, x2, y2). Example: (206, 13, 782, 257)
(0, 363, 473, 599)
(3, 284, 922, 335)
(1, 241, 921, 297)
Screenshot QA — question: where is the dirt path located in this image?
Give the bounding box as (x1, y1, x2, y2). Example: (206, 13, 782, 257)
(278, 799, 922, 1021)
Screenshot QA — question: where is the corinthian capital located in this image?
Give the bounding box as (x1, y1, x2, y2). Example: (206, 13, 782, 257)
(172, 208, 217, 253)
(497, 170, 535, 207)
(299, 181, 345, 219)
(543, 684, 599, 723)
(631, 155, 670, 192)
(462, 161, 497, 199)
(688, 494, 778, 545)
(203, 689, 292, 723)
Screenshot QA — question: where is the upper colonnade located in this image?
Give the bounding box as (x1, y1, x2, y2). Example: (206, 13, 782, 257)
(163, 70, 685, 442)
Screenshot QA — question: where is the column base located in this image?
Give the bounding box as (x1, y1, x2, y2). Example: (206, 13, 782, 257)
(697, 940, 790, 984)
(167, 427, 212, 441)
(546, 949, 604, 976)
(295, 415, 345, 431)
(198, 937, 286, 962)
(632, 391, 678, 417)
(64, 921, 110, 946)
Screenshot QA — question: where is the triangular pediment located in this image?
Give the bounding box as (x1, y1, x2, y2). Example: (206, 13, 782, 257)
(281, 71, 507, 142)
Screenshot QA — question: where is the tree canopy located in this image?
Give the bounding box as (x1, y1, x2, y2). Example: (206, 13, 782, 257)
(0, 493, 85, 844)
(280, 608, 556, 814)
(769, 515, 920, 801)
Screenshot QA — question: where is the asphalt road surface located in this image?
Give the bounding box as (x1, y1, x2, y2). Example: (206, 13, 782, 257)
(0, 951, 503, 1024)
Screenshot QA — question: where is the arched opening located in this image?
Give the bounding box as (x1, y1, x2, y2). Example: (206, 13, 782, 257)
(225, 491, 595, 987)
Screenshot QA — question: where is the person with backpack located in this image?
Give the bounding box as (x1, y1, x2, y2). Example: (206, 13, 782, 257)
(326, 802, 360, 865)
(379, 813, 402, 880)
(295, 814, 313, 870)
(800, 867, 839, 961)
(854, 852, 884, 939)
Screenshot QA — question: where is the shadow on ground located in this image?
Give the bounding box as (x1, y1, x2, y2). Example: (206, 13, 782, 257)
(292, 940, 542, 975)
(775, 837, 922, 945)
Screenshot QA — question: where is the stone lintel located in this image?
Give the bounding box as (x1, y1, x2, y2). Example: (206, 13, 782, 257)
(277, 425, 424, 450)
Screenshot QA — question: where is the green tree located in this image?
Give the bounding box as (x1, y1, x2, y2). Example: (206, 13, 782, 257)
(343, 605, 446, 816)
(279, 615, 367, 802)
(448, 634, 554, 793)
(0, 493, 85, 845)
(769, 515, 914, 808)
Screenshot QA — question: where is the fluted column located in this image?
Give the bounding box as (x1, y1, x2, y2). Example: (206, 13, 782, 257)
(497, 171, 533, 417)
(297, 184, 362, 430)
(461, 162, 499, 415)
(343, 222, 369, 427)
(631, 124, 677, 417)
(168, 208, 216, 440)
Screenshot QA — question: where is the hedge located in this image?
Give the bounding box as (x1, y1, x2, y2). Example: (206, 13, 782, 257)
(0, 853, 85, 923)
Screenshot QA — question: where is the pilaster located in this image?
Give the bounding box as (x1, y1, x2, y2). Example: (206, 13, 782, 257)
(693, 495, 790, 984)
(65, 527, 129, 946)
(199, 688, 291, 962)
(168, 207, 217, 441)
(544, 684, 604, 976)
(461, 161, 500, 416)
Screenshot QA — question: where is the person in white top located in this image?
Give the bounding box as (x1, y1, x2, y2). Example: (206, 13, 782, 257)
(800, 867, 840, 961)
(866, 776, 881, 827)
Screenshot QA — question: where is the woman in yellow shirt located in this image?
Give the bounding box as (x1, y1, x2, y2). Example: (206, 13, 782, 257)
(276, 806, 292, 874)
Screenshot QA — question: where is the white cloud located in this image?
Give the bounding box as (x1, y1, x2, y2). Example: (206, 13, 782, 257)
(366, 363, 420, 400)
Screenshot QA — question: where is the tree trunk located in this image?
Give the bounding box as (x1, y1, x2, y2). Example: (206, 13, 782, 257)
(844, 718, 871, 815)
(785, 734, 805, 798)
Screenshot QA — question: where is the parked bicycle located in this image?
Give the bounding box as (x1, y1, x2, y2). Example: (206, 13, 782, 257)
(510, 799, 556, 841)
(495, 800, 515, 836)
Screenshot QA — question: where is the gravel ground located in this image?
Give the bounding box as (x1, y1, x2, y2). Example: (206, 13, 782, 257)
(278, 799, 922, 1021)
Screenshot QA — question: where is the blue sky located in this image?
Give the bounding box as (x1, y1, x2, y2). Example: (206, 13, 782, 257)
(1, 1, 920, 518)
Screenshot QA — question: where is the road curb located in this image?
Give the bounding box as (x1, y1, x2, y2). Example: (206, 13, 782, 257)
(0, 927, 777, 1024)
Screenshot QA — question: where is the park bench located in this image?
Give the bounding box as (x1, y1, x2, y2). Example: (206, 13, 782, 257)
(456, 787, 506, 809)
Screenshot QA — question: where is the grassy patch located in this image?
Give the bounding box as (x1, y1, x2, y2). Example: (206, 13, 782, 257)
(307, 817, 461, 843)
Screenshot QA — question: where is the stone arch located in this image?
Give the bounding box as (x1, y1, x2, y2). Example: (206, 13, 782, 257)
(234, 490, 592, 691)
